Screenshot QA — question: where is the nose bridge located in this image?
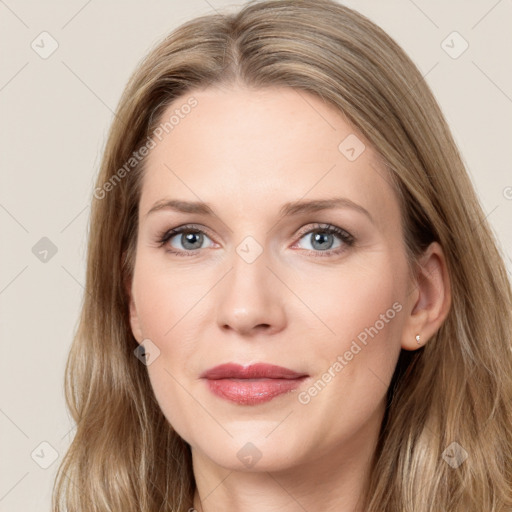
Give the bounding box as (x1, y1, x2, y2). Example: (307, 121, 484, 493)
(215, 237, 286, 335)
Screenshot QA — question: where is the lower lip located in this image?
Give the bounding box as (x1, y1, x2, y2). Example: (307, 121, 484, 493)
(205, 377, 308, 405)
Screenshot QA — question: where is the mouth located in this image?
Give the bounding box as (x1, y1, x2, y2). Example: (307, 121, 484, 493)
(200, 363, 309, 405)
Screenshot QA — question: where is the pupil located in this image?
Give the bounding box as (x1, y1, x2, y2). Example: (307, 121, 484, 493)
(183, 232, 202, 250)
(312, 232, 333, 250)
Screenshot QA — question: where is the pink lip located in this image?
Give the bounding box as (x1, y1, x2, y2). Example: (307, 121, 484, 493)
(201, 363, 309, 405)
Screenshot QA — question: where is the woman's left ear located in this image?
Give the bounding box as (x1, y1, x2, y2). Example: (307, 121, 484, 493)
(401, 241, 452, 351)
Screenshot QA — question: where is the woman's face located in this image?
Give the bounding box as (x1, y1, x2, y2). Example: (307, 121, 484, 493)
(128, 85, 416, 472)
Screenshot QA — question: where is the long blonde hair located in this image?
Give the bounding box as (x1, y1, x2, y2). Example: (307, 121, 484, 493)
(52, 1, 512, 510)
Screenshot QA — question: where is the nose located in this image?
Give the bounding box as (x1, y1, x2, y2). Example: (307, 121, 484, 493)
(215, 246, 287, 337)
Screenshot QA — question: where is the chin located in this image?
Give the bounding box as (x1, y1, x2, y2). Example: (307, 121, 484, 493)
(190, 436, 306, 473)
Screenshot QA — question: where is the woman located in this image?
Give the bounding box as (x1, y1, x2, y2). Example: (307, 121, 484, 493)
(52, 0, 512, 510)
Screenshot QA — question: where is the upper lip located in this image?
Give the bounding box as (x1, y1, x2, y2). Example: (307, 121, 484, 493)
(200, 363, 308, 380)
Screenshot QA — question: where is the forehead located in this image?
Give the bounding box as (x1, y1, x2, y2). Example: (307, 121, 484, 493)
(139, 86, 400, 228)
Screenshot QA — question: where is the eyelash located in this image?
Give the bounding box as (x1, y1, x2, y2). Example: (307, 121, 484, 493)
(155, 223, 355, 258)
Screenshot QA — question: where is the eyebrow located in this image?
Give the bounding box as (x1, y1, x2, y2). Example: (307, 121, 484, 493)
(145, 197, 374, 223)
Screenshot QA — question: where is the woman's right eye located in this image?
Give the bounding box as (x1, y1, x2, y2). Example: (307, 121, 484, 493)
(157, 225, 215, 256)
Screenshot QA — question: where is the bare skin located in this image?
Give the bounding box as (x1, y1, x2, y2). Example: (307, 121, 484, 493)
(128, 85, 451, 512)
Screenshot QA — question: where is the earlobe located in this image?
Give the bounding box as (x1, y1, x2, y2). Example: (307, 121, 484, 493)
(401, 242, 452, 351)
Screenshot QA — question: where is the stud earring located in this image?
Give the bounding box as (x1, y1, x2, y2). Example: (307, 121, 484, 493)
(415, 334, 421, 345)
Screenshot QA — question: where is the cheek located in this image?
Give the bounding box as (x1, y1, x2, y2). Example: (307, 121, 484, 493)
(298, 257, 403, 345)
(131, 257, 210, 438)
(133, 254, 210, 339)
(144, 361, 205, 447)
(294, 253, 406, 414)
(292, 263, 404, 442)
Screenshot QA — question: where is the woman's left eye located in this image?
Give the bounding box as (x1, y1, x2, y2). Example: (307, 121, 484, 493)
(156, 223, 355, 257)
(293, 224, 355, 256)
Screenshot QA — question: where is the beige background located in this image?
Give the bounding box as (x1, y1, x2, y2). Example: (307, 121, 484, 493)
(1, 0, 511, 510)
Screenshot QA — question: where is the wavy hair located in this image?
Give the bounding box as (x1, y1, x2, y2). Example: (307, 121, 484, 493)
(52, 1, 512, 510)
